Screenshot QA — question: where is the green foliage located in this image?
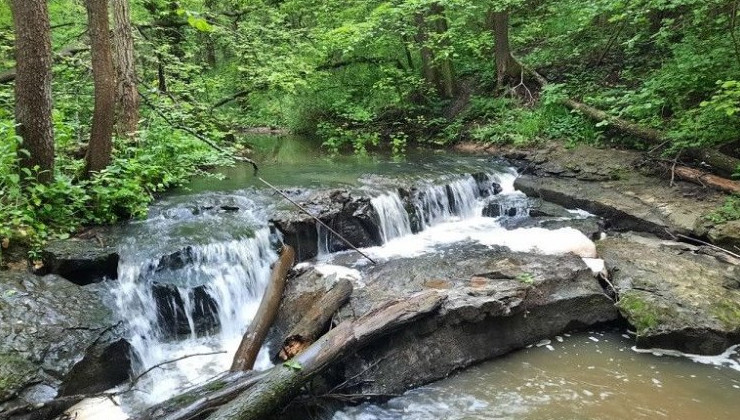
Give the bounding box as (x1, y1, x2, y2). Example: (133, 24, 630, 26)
(705, 195, 740, 224)
(0, 119, 228, 258)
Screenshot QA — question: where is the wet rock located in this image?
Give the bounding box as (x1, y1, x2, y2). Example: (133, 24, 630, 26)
(527, 199, 575, 218)
(598, 234, 740, 354)
(515, 175, 719, 238)
(0, 272, 130, 411)
(472, 172, 502, 197)
(151, 283, 219, 338)
(271, 244, 618, 396)
(271, 190, 382, 261)
(41, 239, 119, 285)
(481, 195, 529, 218)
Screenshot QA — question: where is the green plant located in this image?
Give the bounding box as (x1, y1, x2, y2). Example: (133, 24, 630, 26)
(705, 195, 740, 224)
(516, 272, 535, 284)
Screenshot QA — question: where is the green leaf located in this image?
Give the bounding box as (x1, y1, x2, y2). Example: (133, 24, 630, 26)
(187, 16, 213, 32)
(283, 360, 303, 371)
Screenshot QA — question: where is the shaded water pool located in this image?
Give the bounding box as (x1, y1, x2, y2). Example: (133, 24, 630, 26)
(335, 330, 740, 420)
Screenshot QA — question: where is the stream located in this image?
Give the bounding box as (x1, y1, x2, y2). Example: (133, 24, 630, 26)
(105, 135, 739, 418)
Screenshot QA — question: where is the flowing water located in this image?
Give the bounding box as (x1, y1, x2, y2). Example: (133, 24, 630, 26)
(105, 135, 740, 418)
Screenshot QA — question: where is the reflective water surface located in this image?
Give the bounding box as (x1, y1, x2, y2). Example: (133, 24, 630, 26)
(336, 331, 740, 420)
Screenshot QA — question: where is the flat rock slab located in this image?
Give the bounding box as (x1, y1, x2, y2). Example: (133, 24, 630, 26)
(598, 234, 740, 354)
(515, 174, 719, 238)
(41, 238, 119, 285)
(272, 244, 618, 396)
(0, 272, 130, 412)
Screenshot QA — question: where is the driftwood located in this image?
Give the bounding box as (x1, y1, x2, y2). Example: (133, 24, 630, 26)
(231, 245, 295, 371)
(278, 278, 354, 361)
(208, 291, 446, 420)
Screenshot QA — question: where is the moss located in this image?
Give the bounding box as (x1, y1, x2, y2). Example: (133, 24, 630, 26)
(0, 352, 37, 401)
(616, 293, 662, 334)
(204, 380, 227, 392)
(711, 299, 740, 329)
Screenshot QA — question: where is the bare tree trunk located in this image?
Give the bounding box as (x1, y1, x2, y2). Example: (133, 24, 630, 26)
(489, 10, 521, 90)
(231, 245, 296, 371)
(10, 0, 55, 183)
(111, 0, 139, 138)
(84, 0, 116, 175)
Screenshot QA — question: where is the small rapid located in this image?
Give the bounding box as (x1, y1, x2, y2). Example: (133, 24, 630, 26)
(111, 200, 278, 409)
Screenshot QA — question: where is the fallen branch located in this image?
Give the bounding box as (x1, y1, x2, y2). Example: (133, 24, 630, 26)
(208, 291, 446, 420)
(669, 164, 740, 195)
(231, 245, 296, 371)
(676, 234, 740, 260)
(278, 278, 353, 361)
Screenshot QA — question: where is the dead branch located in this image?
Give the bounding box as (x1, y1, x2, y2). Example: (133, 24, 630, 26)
(231, 245, 296, 371)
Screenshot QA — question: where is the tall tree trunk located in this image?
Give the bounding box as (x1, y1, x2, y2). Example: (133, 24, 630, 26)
(84, 0, 116, 175)
(10, 0, 55, 184)
(429, 2, 456, 99)
(414, 12, 437, 94)
(111, 0, 139, 138)
(489, 11, 521, 90)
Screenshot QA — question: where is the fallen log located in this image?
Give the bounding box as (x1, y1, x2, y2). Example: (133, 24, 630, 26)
(670, 164, 740, 195)
(208, 291, 446, 420)
(278, 278, 353, 361)
(231, 245, 295, 371)
(514, 56, 740, 183)
(138, 371, 267, 420)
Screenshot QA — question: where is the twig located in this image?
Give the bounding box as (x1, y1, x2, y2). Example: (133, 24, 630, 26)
(128, 351, 227, 389)
(326, 356, 387, 395)
(676, 234, 740, 259)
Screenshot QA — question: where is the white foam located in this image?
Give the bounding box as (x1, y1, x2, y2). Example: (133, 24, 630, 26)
(65, 395, 128, 420)
(314, 264, 364, 285)
(631, 344, 740, 371)
(582, 258, 606, 276)
(352, 215, 597, 264)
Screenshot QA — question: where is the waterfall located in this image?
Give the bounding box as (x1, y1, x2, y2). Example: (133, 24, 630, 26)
(370, 172, 515, 244)
(112, 228, 277, 407)
(371, 193, 412, 242)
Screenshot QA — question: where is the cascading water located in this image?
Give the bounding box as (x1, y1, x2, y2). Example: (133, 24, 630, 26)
(111, 198, 278, 409)
(371, 193, 412, 243)
(370, 171, 523, 244)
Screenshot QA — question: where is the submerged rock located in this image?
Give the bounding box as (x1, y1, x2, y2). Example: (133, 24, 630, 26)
(41, 238, 119, 285)
(0, 272, 130, 412)
(270, 244, 618, 396)
(598, 234, 740, 355)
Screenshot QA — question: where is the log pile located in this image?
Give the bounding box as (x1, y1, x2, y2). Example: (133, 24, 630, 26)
(135, 243, 444, 420)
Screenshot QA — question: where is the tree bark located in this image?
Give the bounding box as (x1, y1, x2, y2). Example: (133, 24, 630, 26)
(231, 245, 296, 371)
(0, 46, 89, 85)
(10, 0, 55, 183)
(84, 0, 116, 175)
(209, 291, 446, 420)
(277, 278, 353, 361)
(666, 164, 740, 194)
(429, 2, 456, 99)
(489, 10, 521, 90)
(111, 0, 139, 138)
(414, 11, 438, 95)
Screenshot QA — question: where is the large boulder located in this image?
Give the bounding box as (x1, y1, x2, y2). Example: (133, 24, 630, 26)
(598, 234, 740, 354)
(0, 272, 130, 413)
(270, 244, 618, 396)
(41, 238, 119, 285)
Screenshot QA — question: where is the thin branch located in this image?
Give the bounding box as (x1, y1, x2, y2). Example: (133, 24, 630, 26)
(128, 351, 227, 389)
(676, 234, 740, 259)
